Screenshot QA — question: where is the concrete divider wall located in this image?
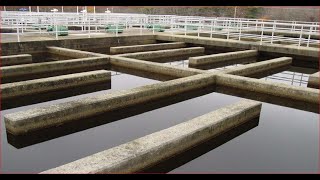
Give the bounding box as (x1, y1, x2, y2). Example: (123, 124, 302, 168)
(1, 54, 32, 66)
(223, 57, 292, 77)
(1, 70, 111, 99)
(1, 57, 109, 80)
(117, 47, 205, 60)
(307, 72, 319, 89)
(189, 50, 258, 66)
(4, 73, 217, 135)
(47, 46, 106, 58)
(110, 42, 186, 54)
(41, 100, 261, 173)
(216, 74, 319, 104)
(111, 56, 206, 78)
(156, 34, 319, 58)
(2, 35, 156, 56)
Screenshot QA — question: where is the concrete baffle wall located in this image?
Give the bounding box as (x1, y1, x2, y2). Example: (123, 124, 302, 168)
(1, 54, 32, 66)
(1, 57, 110, 83)
(110, 42, 187, 54)
(307, 72, 319, 89)
(117, 47, 205, 60)
(189, 50, 258, 67)
(110, 56, 206, 78)
(41, 100, 262, 174)
(4, 73, 217, 135)
(1, 70, 111, 100)
(216, 74, 319, 104)
(47, 46, 106, 58)
(223, 57, 292, 77)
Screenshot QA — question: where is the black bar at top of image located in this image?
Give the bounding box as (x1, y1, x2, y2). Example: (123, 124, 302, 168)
(0, 0, 320, 6)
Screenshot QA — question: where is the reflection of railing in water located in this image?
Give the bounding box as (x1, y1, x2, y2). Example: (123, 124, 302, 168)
(166, 60, 310, 87)
(264, 71, 309, 87)
(141, 117, 259, 173)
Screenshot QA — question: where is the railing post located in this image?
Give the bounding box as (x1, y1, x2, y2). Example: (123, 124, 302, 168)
(171, 18, 174, 35)
(298, 25, 303, 47)
(238, 20, 242, 41)
(140, 18, 142, 35)
(116, 23, 118, 37)
(271, 23, 275, 44)
(17, 26, 20, 42)
(307, 26, 312, 47)
(184, 18, 187, 36)
(152, 24, 155, 34)
(260, 23, 264, 45)
(88, 16, 91, 38)
(227, 20, 230, 40)
(210, 19, 213, 38)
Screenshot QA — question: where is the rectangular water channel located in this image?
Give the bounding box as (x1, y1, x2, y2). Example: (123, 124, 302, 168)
(1, 56, 318, 173)
(1, 71, 318, 173)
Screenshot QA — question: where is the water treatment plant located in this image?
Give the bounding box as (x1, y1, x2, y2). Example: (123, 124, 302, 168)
(0, 6, 319, 174)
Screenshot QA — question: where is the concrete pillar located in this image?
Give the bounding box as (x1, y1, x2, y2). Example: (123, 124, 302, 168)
(110, 42, 187, 54)
(1, 54, 32, 66)
(4, 73, 217, 135)
(41, 100, 262, 173)
(1, 70, 111, 100)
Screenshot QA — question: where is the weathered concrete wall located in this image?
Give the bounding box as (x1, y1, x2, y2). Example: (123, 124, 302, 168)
(47, 46, 107, 58)
(4, 73, 217, 135)
(1, 57, 109, 83)
(216, 74, 319, 104)
(156, 34, 319, 57)
(41, 100, 261, 174)
(189, 50, 258, 66)
(155, 35, 319, 66)
(111, 56, 291, 79)
(117, 47, 204, 61)
(1, 35, 156, 56)
(1, 70, 111, 99)
(308, 72, 319, 89)
(110, 42, 186, 54)
(223, 57, 292, 77)
(1, 54, 32, 66)
(111, 56, 206, 78)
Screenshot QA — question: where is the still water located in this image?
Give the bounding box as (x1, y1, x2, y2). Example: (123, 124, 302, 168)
(1, 66, 318, 173)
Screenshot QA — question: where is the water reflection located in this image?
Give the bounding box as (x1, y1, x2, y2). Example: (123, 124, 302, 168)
(141, 117, 260, 173)
(216, 86, 318, 114)
(2, 81, 111, 110)
(188, 57, 256, 70)
(7, 86, 215, 149)
(111, 65, 177, 81)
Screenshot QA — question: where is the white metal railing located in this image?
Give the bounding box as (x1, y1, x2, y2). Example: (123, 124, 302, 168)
(1, 11, 319, 47)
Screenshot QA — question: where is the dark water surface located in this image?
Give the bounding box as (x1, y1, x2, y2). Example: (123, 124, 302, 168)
(1, 68, 318, 173)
